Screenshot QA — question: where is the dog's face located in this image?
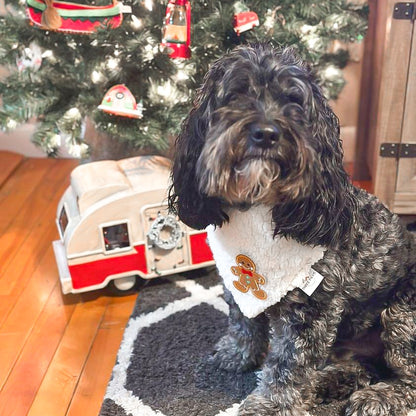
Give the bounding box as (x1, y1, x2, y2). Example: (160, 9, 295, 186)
(196, 47, 317, 206)
(169, 44, 353, 247)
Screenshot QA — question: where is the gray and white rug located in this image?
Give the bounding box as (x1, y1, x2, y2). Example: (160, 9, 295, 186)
(100, 269, 415, 416)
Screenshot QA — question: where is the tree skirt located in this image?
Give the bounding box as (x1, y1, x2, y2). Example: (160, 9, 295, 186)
(100, 269, 416, 416)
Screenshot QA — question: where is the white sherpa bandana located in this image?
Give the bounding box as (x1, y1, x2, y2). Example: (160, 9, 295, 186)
(206, 205, 326, 318)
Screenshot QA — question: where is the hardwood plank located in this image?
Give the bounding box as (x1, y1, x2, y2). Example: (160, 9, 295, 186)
(0, 245, 61, 390)
(0, 158, 56, 234)
(26, 296, 110, 416)
(0, 159, 76, 326)
(0, 206, 73, 332)
(0, 158, 77, 277)
(66, 294, 137, 416)
(0, 284, 78, 416)
(0, 151, 24, 188)
(0, 223, 58, 319)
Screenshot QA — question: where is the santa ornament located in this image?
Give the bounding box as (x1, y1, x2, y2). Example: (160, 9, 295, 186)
(161, 0, 191, 59)
(98, 84, 143, 119)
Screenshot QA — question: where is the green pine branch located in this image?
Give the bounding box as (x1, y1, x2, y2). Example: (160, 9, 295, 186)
(0, 0, 368, 158)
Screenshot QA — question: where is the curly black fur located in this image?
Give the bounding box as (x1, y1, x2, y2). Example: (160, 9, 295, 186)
(168, 44, 416, 416)
(169, 44, 354, 247)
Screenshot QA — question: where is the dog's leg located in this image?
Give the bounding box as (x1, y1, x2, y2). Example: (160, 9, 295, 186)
(311, 361, 371, 404)
(208, 287, 269, 372)
(239, 289, 344, 416)
(345, 286, 416, 416)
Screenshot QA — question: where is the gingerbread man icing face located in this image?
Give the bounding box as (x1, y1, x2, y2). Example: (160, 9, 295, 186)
(231, 254, 267, 300)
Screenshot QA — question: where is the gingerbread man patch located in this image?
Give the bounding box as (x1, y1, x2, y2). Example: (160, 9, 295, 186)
(231, 254, 267, 300)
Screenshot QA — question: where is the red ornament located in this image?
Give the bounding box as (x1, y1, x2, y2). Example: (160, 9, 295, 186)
(161, 0, 191, 59)
(98, 85, 143, 119)
(233, 11, 259, 36)
(26, 0, 123, 34)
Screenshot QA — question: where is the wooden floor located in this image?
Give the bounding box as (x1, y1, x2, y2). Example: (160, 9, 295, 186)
(0, 152, 138, 416)
(0, 151, 371, 416)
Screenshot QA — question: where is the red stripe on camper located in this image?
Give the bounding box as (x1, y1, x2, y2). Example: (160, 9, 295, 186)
(69, 244, 148, 289)
(189, 232, 214, 265)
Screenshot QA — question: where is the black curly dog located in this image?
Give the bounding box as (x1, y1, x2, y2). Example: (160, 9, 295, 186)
(168, 44, 416, 416)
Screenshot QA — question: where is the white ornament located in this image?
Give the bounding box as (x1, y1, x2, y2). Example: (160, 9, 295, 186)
(16, 42, 42, 72)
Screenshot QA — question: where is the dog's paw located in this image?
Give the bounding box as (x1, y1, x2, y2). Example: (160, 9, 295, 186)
(344, 383, 405, 416)
(313, 363, 371, 403)
(238, 394, 278, 416)
(207, 334, 266, 372)
(239, 394, 308, 416)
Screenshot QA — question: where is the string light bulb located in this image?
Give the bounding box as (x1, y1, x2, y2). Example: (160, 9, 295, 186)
(144, 0, 153, 11)
(131, 15, 142, 30)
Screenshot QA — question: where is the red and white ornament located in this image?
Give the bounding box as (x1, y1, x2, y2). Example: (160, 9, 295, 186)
(98, 84, 143, 119)
(233, 11, 259, 36)
(161, 0, 191, 59)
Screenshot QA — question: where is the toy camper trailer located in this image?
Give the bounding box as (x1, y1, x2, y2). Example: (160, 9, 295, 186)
(52, 156, 214, 294)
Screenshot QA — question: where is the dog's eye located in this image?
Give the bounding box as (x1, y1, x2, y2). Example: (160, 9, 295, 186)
(282, 103, 307, 124)
(287, 90, 304, 106)
(224, 93, 242, 104)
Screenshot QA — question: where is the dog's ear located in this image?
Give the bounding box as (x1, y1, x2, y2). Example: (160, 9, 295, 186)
(168, 63, 229, 230)
(307, 83, 355, 245)
(273, 80, 355, 248)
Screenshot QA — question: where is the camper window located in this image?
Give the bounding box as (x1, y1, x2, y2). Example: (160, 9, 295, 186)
(59, 206, 69, 236)
(103, 223, 130, 251)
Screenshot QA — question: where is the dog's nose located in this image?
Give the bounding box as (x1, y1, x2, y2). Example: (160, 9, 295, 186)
(249, 123, 281, 148)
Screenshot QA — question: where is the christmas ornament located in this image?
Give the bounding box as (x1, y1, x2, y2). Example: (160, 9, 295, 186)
(233, 11, 259, 35)
(26, 0, 123, 34)
(98, 85, 143, 119)
(161, 0, 191, 59)
(16, 42, 42, 72)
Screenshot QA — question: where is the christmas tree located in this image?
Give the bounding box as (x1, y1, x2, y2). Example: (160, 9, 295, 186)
(0, 0, 368, 158)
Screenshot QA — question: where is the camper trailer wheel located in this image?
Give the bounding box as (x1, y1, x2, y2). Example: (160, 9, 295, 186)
(110, 275, 138, 293)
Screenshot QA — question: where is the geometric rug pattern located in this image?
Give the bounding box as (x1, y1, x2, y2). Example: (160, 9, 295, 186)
(100, 270, 416, 416)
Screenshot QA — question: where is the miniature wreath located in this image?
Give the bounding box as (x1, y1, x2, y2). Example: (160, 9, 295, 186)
(148, 214, 182, 250)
